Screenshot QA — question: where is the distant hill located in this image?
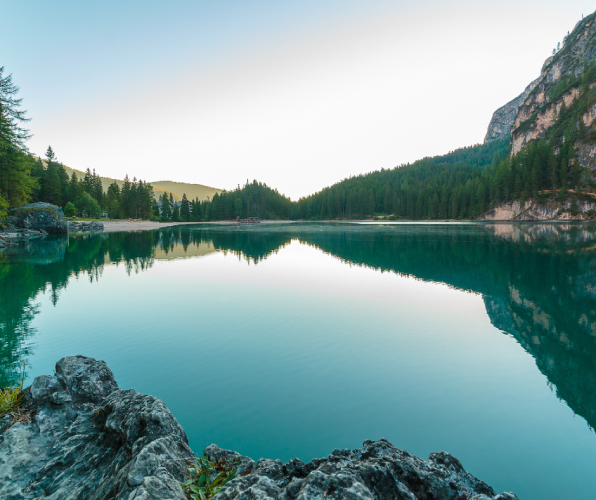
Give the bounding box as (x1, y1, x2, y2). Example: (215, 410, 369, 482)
(150, 180, 222, 203)
(58, 164, 222, 202)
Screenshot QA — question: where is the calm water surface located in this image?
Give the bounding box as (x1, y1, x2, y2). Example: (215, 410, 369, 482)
(1, 222, 596, 499)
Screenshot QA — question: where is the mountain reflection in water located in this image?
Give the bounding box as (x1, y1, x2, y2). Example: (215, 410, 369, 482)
(1, 222, 595, 435)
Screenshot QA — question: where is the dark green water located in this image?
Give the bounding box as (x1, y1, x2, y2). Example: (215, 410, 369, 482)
(1, 222, 596, 499)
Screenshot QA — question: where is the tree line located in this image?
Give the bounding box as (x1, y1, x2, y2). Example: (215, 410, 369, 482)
(3, 63, 595, 224)
(0, 67, 159, 221)
(28, 146, 155, 219)
(294, 132, 592, 220)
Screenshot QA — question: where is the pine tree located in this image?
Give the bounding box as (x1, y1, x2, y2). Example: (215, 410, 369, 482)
(180, 193, 190, 221)
(0, 68, 34, 210)
(67, 171, 80, 203)
(106, 182, 121, 218)
(171, 201, 181, 221)
(45, 146, 56, 163)
(92, 169, 103, 204)
(120, 175, 132, 217)
(160, 191, 171, 221)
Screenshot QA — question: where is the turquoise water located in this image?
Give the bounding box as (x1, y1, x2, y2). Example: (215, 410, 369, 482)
(1, 223, 596, 499)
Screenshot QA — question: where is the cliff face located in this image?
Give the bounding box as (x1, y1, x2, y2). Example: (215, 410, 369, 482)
(485, 12, 596, 166)
(481, 196, 596, 220)
(484, 78, 539, 143)
(510, 14, 596, 155)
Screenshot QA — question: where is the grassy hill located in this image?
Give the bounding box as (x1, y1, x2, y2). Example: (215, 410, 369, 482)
(59, 164, 222, 202)
(150, 180, 222, 202)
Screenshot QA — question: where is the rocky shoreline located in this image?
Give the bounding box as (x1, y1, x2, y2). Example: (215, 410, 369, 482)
(0, 202, 104, 249)
(0, 356, 518, 500)
(481, 197, 596, 221)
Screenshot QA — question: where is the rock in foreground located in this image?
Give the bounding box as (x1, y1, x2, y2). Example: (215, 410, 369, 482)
(0, 357, 518, 499)
(205, 443, 516, 500)
(0, 356, 193, 500)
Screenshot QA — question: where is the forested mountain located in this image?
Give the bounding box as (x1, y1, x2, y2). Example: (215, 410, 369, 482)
(292, 10, 596, 221)
(199, 180, 292, 221)
(293, 138, 509, 220)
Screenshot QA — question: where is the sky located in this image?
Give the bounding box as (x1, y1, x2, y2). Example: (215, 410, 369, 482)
(2, 0, 595, 200)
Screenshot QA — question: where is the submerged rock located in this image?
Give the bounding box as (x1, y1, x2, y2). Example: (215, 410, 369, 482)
(0, 356, 518, 499)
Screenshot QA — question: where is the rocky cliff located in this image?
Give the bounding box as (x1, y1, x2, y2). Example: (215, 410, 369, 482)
(0, 356, 518, 500)
(510, 13, 596, 157)
(484, 78, 539, 143)
(485, 11, 596, 163)
(481, 196, 596, 220)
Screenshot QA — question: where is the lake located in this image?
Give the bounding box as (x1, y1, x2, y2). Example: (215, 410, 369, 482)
(1, 222, 595, 499)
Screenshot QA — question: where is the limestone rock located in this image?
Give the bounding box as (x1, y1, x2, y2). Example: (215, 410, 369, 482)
(0, 355, 193, 500)
(206, 441, 518, 500)
(484, 77, 539, 143)
(480, 197, 596, 220)
(507, 13, 596, 155)
(0, 356, 518, 499)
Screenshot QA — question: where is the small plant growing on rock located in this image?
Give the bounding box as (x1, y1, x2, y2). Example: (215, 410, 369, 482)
(0, 363, 26, 419)
(182, 453, 238, 500)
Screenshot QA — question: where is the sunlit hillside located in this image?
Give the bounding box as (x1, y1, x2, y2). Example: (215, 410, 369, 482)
(58, 163, 222, 202)
(150, 180, 222, 203)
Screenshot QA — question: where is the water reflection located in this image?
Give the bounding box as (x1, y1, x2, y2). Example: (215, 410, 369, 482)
(1, 223, 595, 433)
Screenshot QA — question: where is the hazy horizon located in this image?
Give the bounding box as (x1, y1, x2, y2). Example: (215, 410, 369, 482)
(3, 0, 594, 199)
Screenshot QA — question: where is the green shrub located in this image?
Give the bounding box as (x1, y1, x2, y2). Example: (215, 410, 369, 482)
(64, 202, 77, 218)
(74, 192, 101, 218)
(182, 453, 239, 500)
(0, 363, 25, 419)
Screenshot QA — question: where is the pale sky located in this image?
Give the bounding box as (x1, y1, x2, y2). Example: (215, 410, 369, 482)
(3, 0, 594, 199)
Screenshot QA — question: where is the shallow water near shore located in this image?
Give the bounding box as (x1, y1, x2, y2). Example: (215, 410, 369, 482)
(1, 222, 596, 499)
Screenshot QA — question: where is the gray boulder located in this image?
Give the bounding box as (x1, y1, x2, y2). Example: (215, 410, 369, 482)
(206, 442, 518, 500)
(0, 355, 193, 500)
(8, 202, 68, 234)
(80, 221, 105, 231)
(70, 220, 105, 233)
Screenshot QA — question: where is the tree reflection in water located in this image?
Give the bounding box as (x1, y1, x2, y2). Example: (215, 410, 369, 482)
(1, 223, 595, 432)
